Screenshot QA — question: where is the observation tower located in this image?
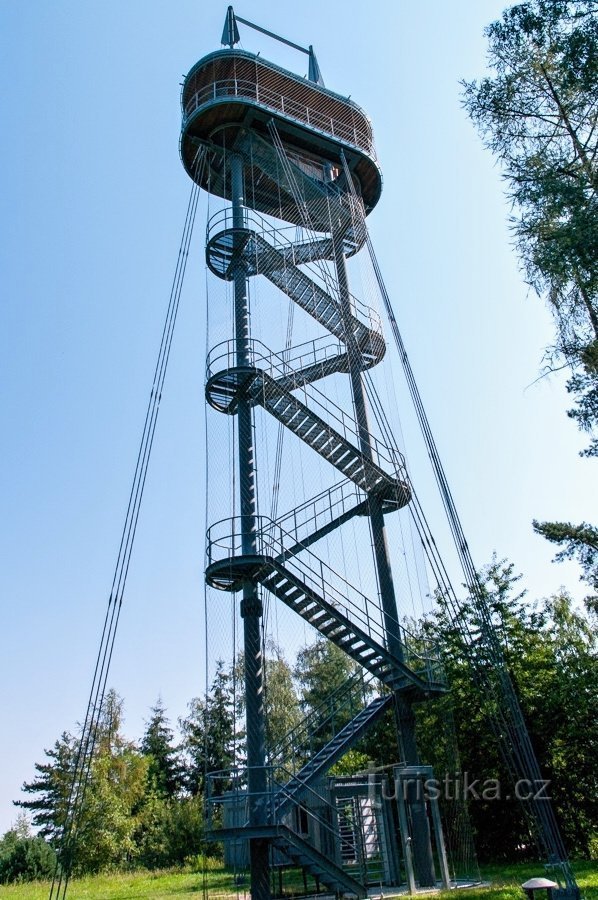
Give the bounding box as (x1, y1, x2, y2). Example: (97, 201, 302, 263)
(178, 8, 580, 900)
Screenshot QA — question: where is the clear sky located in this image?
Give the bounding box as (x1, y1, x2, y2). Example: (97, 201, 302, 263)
(0, 1, 592, 834)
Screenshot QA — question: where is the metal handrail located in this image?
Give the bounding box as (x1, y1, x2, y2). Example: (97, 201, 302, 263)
(204, 764, 367, 881)
(206, 514, 445, 687)
(183, 78, 375, 158)
(269, 669, 377, 769)
(206, 337, 402, 478)
(271, 478, 364, 547)
(206, 336, 344, 386)
(205, 206, 382, 337)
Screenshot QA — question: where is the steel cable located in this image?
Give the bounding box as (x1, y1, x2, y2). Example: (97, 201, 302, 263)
(48, 150, 204, 900)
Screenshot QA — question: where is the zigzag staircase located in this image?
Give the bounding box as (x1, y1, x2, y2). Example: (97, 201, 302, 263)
(269, 669, 378, 771)
(204, 145, 444, 893)
(273, 693, 394, 817)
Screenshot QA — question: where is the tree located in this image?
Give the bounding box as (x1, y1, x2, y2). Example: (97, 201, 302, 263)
(16, 689, 152, 874)
(263, 643, 302, 762)
(463, 0, 598, 591)
(71, 745, 149, 874)
(294, 639, 359, 713)
(0, 817, 57, 885)
(532, 518, 598, 608)
(235, 642, 302, 766)
(566, 339, 598, 456)
(462, 0, 598, 366)
(140, 698, 182, 798)
(294, 639, 364, 760)
(430, 558, 598, 859)
(462, 0, 598, 460)
(135, 793, 204, 870)
(15, 731, 77, 845)
(179, 660, 237, 797)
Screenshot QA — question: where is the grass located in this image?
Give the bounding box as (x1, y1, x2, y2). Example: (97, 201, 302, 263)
(0, 868, 232, 899)
(1, 860, 595, 899)
(443, 861, 598, 900)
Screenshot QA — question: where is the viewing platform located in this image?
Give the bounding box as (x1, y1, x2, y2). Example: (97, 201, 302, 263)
(180, 49, 382, 221)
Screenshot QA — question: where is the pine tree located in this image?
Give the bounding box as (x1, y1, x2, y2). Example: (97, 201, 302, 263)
(462, 0, 598, 602)
(180, 660, 237, 796)
(533, 518, 598, 608)
(140, 699, 182, 798)
(462, 0, 598, 368)
(15, 731, 77, 845)
(429, 558, 598, 859)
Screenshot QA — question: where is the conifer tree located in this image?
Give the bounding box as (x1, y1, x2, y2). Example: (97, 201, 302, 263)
(462, 0, 598, 582)
(140, 698, 182, 798)
(15, 732, 77, 845)
(179, 660, 236, 796)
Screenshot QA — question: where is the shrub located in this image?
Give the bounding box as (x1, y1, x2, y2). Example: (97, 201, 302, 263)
(0, 829, 57, 883)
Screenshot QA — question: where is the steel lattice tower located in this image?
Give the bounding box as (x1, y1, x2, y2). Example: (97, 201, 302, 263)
(178, 9, 580, 900)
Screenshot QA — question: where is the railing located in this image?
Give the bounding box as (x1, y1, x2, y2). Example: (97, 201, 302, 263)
(205, 765, 366, 882)
(183, 78, 375, 158)
(206, 205, 363, 259)
(205, 207, 378, 328)
(206, 336, 401, 479)
(207, 205, 304, 249)
(206, 336, 345, 389)
(269, 669, 378, 771)
(206, 514, 446, 689)
(272, 478, 366, 548)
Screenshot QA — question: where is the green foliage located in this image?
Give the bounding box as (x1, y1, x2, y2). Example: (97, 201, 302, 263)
(567, 338, 598, 455)
(179, 660, 237, 796)
(430, 559, 598, 860)
(0, 822, 57, 884)
(140, 699, 183, 798)
(71, 746, 150, 874)
(294, 638, 359, 713)
(235, 641, 301, 763)
(135, 794, 204, 870)
(294, 639, 363, 755)
(533, 518, 598, 607)
(328, 748, 371, 777)
(262, 643, 302, 762)
(463, 0, 598, 467)
(462, 0, 598, 362)
(15, 731, 77, 844)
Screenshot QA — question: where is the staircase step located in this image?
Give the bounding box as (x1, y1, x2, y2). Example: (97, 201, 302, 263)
(274, 694, 394, 821)
(273, 826, 366, 898)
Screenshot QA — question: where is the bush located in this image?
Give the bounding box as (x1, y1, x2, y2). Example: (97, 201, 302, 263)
(0, 829, 57, 883)
(136, 794, 204, 870)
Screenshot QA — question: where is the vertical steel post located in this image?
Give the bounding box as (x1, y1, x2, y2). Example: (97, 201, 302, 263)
(430, 781, 452, 889)
(230, 153, 270, 900)
(333, 233, 436, 887)
(395, 771, 417, 895)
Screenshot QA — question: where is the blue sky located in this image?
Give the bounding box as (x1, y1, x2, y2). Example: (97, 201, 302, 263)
(0, 1, 592, 834)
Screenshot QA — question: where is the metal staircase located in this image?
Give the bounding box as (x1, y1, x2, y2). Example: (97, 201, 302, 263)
(205, 768, 368, 897)
(272, 826, 366, 898)
(269, 669, 377, 771)
(206, 514, 445, 697)
(204, 139, 445, 893)
(273, 693, 394, 817)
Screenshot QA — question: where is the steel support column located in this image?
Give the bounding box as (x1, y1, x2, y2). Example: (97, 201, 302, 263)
(231, 153, 270, 900)
(333, 232, 436, 888)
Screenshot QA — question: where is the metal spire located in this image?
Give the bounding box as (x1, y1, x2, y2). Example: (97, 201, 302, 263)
(221, 6, 240, 48)
(308, 45, 324, 86)
(222, 7, 325, 85)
